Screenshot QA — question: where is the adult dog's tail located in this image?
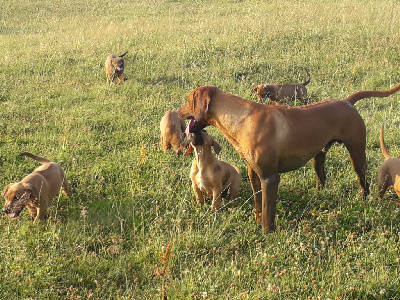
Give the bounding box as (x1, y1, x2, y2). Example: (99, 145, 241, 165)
(20, 152, 51, 164)
(346, 83, 400, 105)
(380, 125, 392, 160)
(119, 51, 128, 58)
(302, 69, 311, 86)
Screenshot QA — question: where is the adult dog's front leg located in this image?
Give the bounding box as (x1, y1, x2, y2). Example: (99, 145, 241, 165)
(261, 173, 280, 233)
(248, 165, 262, 223)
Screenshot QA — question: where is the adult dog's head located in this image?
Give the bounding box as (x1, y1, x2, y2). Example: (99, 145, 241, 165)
(2, 183, 38, 219)
(178, 86, 219, 134)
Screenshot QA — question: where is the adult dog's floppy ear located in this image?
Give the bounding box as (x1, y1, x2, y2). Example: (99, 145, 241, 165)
(191, 87, 211, 121)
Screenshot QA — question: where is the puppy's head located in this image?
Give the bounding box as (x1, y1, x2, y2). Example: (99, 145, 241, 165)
(184, 130, 222, 156)
(112, 56, 125, 73)
(2, 183, 38, 219)
(252, 84, 270, 103)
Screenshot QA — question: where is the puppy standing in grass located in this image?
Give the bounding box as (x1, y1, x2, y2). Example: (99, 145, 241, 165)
(185, 130, 241, 211)
(160, 109, 188, 155)
(2, 152, 69, 222)
(378, 125, 400, 198)
(252, 69, 311, 104)
(105, 51, 128, 85)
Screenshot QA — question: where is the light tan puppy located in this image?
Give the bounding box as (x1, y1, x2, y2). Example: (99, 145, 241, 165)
(2, 152, 69, 222)
(377, 125, 400, 198)
(252, 69, 311, 104)
(160, 109, 188, 155)
(178, 83, 400, 233)
(185, 130, 241, 211)
(105, 51, 128, 85)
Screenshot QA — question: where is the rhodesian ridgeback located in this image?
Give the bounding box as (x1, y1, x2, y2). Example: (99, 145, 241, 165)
(252, 69, 311, 104)
(377, 125, 400, 198)
(105, 51, 128, 85)
(178, 83, 400, 233)
(160, 109, 188, 155)
(2, 152, 69, 222)
(185, 130, 241, 211)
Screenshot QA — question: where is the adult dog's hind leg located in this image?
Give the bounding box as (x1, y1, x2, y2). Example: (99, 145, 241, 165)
(248, 164, 262, 223)
(345, 140, 369, 198)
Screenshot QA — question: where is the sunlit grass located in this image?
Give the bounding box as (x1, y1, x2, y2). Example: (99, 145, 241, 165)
(0, 0, 399, 298)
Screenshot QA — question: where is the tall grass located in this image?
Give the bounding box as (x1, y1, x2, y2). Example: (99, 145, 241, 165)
(1, 0, 399, 298)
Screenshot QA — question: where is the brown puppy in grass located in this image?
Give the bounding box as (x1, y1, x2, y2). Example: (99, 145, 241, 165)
(105, 51, 128, 85)
(2, 152, 69, 222)
(252, 69, 311, 104)
(178, 83, 400, 233)
(378, 125, 400, 198)
(185, 130, 241, 211)
(160, 109, 188, 155)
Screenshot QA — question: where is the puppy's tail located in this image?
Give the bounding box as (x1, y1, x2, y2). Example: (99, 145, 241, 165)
(20, 152, 51, 164)
(346, 83, 400, 105)
(303, 69, 311, 86)
(380, 125, 392, 160)
(119, 51, 128, 58)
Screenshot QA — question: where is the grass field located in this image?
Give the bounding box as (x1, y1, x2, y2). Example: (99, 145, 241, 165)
(1, 0, 400, 299)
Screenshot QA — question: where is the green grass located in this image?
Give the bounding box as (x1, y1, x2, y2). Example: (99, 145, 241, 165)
(1, 0, 400, 298)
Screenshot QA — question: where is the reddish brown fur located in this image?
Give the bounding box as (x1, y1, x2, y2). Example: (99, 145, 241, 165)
(185, 131, 241, 211)
(2, 152, 69, 222)
(179, 83, 400, 233)
(252, 70, 311, 104)
(105, 51, 128, 85)
(160, 109, 187, 155)
(377, 125, 400, 198)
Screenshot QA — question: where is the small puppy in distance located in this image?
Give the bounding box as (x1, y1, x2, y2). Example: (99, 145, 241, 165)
(185, 130, 241, 211)
(160, 109, 188, 155)
(252, 69, 311, 104)
(377, 125, 400, 198)
(2, 152, 69, 222)
(105, 51, 128, 85)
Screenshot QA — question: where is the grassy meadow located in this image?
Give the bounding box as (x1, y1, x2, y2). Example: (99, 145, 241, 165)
(1, 0, 400, 298)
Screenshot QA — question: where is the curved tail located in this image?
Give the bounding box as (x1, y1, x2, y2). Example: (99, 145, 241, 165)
(380, 125, 391, 160)
(119, 51, 128, 58)
(20, 152, 51, 164)
(302, 69, 311, 86)
(346, 83, 400, 105)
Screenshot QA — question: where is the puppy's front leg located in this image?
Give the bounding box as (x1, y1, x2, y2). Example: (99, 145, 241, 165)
(211, 188, 222, 212)
(192, 182, 204, 205)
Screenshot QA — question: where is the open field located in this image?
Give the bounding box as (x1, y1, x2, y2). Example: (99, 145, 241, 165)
(1, 0, 400, 298)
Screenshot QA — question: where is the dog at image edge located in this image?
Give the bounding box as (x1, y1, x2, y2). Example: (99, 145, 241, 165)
(2, 152, 69, 222)
(377, 125, 400, 198)
(105, 51, 128, 85)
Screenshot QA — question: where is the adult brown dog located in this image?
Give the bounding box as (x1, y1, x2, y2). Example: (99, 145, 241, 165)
(178, 83, 400, 233)
(252, 69, 311, 104)
(160, 109, 188, 155)
(105, 51, 128, 85)
(185, 130, 241, 211)
(377, 125, 400, 198)
(2, 152, 69, 222)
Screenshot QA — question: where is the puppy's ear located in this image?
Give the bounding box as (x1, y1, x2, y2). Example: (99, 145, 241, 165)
(251, 86, 258, 93)
(22, 183, 39, 201)
(212, 139, 222, 155)
(184, 144, 194, 156)
(2, 183, 13, 197)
